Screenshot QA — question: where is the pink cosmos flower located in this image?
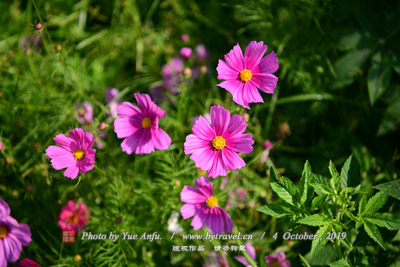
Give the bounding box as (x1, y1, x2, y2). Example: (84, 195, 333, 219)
(181, 34, 190, 42)
(161, 57, 184, 93)
(196, 44, 209, 62)
(45, 128, 96, 179)
(114, 93, 171, 155)
(0, 199, 32, 267)
(15, 258, 41, 267)
(0, 141, 3, 151)
(184, 105, 254, 178)
(217, 41, 279, 109)
(180, 47, 193, 59)
(105, 88, 121, 119)
(58, 200, 90, 232)
(234, 243, 256, 266)
(180, 176, 234, 234)
(74, 101, 94, 125)
(265, 251, 291, 267)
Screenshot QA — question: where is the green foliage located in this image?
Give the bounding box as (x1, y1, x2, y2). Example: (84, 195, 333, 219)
(258, 155, 400, 265)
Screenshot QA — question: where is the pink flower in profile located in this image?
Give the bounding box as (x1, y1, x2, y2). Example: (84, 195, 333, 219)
(217, 41, 279, 109)
(105, 88, 121, 119)
(114, 93, 171, 155)
(15, 258, 41, 267)
(74, 101, 93, 125)
(234, 243, 256, 266)
(58, 200, 90, 232)
(265, 251, 291, 267)
(180, 47, 193, 59)
(45, 128, 96, 179)
(0, 199, 32, 267)
(184, 105, 254, 178)
(180, 176, 234, 234)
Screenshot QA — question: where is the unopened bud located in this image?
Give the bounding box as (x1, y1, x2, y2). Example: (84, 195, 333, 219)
(55, 44, 61, 51)
(99, 122, 106, 130)
(34, 22, 42, 30)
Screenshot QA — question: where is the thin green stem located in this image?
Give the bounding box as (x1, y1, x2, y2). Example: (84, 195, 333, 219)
(264, 88, 279, 139)
(233, 228, 257, 267)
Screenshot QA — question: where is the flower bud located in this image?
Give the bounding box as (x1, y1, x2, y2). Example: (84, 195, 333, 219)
(34, 22, 42, 30)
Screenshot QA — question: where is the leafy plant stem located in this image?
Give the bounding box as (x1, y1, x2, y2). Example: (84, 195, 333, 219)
(264, 88, 279, 139)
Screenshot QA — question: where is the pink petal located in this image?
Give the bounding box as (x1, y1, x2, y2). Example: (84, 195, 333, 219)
(220, 208, 234, 233)
(194, 176, 213, 198)
(226, 133, 254, 153)
(0, 241, 5, 267)
(0, 199, 10, 217)
(114, 117, 139, 138)
(216, 59, 239, 80)
(259, 51, 279, 73)
(207, 152, 227, 178)
(244, 41, 268, 71)
(180, 204, 196, 219)
(221, 148, 246, 170)
(53, 134, 73, 150)
(245, 243, 256, 261)
(45, 146, 75, 170)
(151, 128, 171, 150)
(243, 81, 264, 104)
(218, 81, 250, 109)
(252, 73, 278, 94)
(133, 93, 153, 113)
(223, 114, 247, 140)
(181, 186, 207, 204)
(190, 147, 215, 173)
(224, 43, 244, 72)
(64, 165, 80, 179)
(78, 159, 95, 174)
(210, 105, 230, 136)
(191, 208, 209, 230)
(208, 207, 224, 234)
(234, 256, 249, 266)
(184, 134, 210, 155)
(120, 129, 153, 155)
(3, 234, 22, 263)
(192, 116, 215, 141)
(10, 224, 31, 246)
(117, 102, 141, 117)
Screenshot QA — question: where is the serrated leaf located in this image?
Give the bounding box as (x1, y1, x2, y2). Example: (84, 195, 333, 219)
(374, 179, 400, 200)
(340, 155, 361, 188)
(310, 183, 334, 195)
(298, 214, 328, 226)
(364, 213, 400, 230)
(358, 195, 367, 215)
(310, 224, 331, 257)
(333, 49, 371, 88)
(257, 202, 294, 218)
(329, 259, 352, 267)
(368, 53, 392, 105)
(362, 187, 389, 215)
(363, 221, 386, 250)
(329, 160, 340, 192)
(311, 195, 327, 210)
(344, 210, 358, 222)
(299, 161, 314, 205)
(270, 167, 299, 205)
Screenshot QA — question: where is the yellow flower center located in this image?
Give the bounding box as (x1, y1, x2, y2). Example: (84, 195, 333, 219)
(141, 117, 152, 129)
(73, 149, 85, 160)
(212, 136, 226, 150)
(0, 226, 8, 238)
(239, 69, 252, 82)
(206, 196, 218, 208)
(69, 214, 80, 224)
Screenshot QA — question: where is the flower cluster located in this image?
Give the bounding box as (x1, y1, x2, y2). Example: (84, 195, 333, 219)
(39, 40, 284, 265)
